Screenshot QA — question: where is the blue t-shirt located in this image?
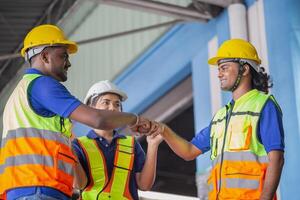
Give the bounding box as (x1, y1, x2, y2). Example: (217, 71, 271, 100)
(72, 130, 146, 200)
(7, 68, 82, 200)
(27, 68, 81, 117)
(191, 99, 285, 154)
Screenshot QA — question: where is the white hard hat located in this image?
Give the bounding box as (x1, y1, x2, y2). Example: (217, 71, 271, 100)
(84, 80, 128, 104)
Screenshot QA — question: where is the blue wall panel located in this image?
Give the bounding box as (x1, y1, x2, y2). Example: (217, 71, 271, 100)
(264, 0, 300, 198)
(115, 22, 216, 114)
(192, 46, 212, 174)
(114, 16, 218, 175)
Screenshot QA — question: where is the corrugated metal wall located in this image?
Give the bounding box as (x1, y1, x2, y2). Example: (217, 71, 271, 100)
(64, 0, 191, 101)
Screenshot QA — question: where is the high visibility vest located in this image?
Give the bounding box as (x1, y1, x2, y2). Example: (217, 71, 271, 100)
(78, 135, 135, 200)
(209, 89, 280, 200)
(0, 73, 76, 197)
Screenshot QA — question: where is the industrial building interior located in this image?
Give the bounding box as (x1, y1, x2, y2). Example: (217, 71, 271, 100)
(1, 0, 300, 199)
(0, 1, 226, 198)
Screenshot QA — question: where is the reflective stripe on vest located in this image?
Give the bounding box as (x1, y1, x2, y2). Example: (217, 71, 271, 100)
(78, 136, 108, 199)
(79, 136, 135, 200)
(208, 89, 279, 200)
(212, 151, 268, 166)
(0, 74, 74, 196)
(225, 178, 259, 189)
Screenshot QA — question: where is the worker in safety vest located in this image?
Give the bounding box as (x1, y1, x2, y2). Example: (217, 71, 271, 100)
(72, 80, 163, 200)
(153, 39, 284, 200)
(0, 24, 155, 200)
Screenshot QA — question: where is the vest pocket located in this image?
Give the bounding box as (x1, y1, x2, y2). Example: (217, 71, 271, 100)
(225, 164, 261, 176)
(211, 130, 224, 158)
(222, 164, 261, 199)
(228, 120, 252, 151)
(54, 146, 76, 187)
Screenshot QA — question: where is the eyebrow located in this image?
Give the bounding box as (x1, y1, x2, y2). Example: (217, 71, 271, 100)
(218, 63, 229, 68)
(101, 98, 121, 102)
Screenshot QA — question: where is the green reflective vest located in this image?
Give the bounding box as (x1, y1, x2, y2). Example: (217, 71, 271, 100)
(0, 73, 74, 196)
(78, 135, 135, 200)
(208, 89, 280, 200)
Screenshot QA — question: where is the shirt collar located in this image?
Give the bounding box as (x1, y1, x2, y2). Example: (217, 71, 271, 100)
(87, 129, 126, 140)
(25, 68, 44, 75)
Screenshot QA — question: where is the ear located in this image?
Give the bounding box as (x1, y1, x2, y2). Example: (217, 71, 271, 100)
(242, 64, 250, 76)
(40, 51, 49, 64)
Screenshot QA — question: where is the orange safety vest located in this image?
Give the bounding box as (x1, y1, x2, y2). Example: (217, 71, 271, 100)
(0, 74, 76, 197)
(209, 89, 280, 200)
(78, 135, 135, 200)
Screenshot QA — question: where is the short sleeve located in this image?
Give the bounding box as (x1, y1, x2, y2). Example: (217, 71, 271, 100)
(258, 99, 285, 153)
(29, 76, 81, 117)
(191, 125, 211, 154)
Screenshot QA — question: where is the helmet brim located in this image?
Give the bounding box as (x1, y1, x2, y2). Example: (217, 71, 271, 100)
(207, 57, 221, 65)
(21, 40, 78, 57)
(83, 89, 128, 104)
(208, 56, 261, 66)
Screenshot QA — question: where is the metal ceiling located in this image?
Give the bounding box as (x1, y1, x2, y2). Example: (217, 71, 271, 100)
(0, 0, 240, 94)
(0, 0, 76, 92)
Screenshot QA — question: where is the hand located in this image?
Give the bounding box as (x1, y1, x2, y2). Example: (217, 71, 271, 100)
(148, 121, 165, 137)
(130, 116, 151, 134)
(146, 131, 163, 146)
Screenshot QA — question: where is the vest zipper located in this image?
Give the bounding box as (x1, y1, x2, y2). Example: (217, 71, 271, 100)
(216, 103, 234, 199)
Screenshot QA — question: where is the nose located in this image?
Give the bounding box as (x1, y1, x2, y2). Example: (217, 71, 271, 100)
(218, 69, 223, 79)
(65, 59, 71, 68)
(108, 104, 118, 111)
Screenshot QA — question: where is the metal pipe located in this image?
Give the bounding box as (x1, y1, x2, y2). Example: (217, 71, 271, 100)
(194, 0, 244, 8)
(77, 19, 181, 45)
(0, 53, 21, 61)
(114, 0, 211, 19)
(0, 20, 182, 61)
(0, 0, 60, 76)
(101, 0, 211, 21)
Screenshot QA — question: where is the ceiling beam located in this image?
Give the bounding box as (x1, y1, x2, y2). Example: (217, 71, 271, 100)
(0, 0, 60, 76)
(100, 0, 212, 22)
(194, 0, 244, 8)
(0, 19, 181, 62)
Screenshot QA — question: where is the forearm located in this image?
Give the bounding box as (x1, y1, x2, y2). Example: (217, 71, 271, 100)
(73, 161, 88, 190)
(260, 151, 284, 200)
(161, 125, 201, 161)
(137, 145, 159, 190)
(95, 110, 137, 130)
(72, 146, 88, 190)
(70, 105, 138, 130)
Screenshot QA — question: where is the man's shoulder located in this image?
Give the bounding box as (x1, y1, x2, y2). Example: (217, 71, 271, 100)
(29, 75, 67, 96)
(33, 75, 62, 86)
(263, 97, 282, 115)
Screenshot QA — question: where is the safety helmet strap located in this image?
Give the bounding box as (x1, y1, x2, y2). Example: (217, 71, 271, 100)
(218, 58, 246, 92)
(230, 64, 245, 91)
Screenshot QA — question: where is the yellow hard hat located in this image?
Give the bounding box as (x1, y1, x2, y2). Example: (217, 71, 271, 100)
(208, 39, 261, 65)
(21, 24, 78, 57)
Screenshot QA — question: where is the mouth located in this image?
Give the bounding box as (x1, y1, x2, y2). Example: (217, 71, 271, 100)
(220, 79, 226, 85)
(64, 65, 69, 72)
(63, 67, 68, 76)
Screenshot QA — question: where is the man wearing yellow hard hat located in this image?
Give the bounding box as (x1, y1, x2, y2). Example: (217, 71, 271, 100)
(0, 24, 156, 200)
(154, 39, 284, 200)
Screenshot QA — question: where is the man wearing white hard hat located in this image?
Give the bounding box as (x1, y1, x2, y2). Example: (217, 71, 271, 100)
(72, 80, 163, 200)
